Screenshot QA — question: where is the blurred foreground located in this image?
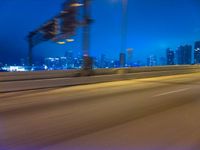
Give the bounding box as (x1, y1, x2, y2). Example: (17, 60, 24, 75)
(1, 73, 200, 150)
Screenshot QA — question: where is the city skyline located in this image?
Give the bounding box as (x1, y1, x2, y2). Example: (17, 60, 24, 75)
(0, 0, 200, 65)
(1, 41, 200, 72)
(2, 39, 199, 72)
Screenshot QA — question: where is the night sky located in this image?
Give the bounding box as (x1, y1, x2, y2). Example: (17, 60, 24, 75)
(0, 0, 200, 65)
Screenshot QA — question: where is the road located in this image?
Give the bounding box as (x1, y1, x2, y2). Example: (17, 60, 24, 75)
(1, 73, 200, 150)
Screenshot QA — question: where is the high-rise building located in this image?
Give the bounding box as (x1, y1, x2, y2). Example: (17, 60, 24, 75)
(119, 53, 126, 67)
(60, 57, 67, 68)
(166, 48, 175, 65)
(74, 53, 83, 69)
(44, 57, 60, 69)
(127, 48, 133, 67)
(176, 45, 192, 65)
(65, 51, 74, 68)
(147, 55, 157, 66)
(92, 57, 98, 68)
(194, 41, 200, 64)
(100, 54, 106, 68)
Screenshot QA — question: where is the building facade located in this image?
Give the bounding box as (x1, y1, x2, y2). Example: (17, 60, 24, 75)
(166, 48, 175, 65)
(147, 55, 157, 66)
(176, 45, 192, 65)
(194, 41, 200, 64)
(119, 53, 126, 67)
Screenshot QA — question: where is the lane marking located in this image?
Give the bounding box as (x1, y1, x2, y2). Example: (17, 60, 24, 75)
(153, 88, 191, 97)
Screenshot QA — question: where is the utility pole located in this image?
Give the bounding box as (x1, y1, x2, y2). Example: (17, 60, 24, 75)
(120, 0, 128, 67)
(121, 0, 128, 53)
(82, 0, 93, 71)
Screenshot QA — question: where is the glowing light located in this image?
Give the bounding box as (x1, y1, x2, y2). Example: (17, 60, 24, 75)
(57, 41, 66, 45)
(83, 54, 89, 57)
(127, 48, 133, 52)
(3, 66, 26, 72)
(70, 3, 84, 7)
(66, 39, 75, 42)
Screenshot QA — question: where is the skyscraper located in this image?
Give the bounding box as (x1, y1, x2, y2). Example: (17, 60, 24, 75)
(119, 53, 126, 67)
(60, 57, 67, 68)
(127, 48, 133, 67)
(176, 45, 192, 65)
(166, 48, 175, 65)
(44, 57, 60, 69)
(100, 54, 106, 68)
(194, 41, 200, 64)
(147, 55, 157, 66)
(65, 51, 74, 69)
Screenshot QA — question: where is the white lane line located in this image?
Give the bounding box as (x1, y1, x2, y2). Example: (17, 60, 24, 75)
(153, 88, 191, 97)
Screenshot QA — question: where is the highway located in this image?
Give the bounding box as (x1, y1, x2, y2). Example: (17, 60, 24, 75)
(1, 73, 200, 150)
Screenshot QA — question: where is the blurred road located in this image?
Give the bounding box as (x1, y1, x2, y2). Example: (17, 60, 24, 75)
(1, 73, 200, 150)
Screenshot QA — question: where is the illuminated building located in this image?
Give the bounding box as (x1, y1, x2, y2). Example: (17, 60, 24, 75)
(60, 57, 67, 68)
(176, 45, 192, 65)
(119, 53, 126, 67)
(166, 48, 175, 65)
(147, 55, 157, 66)
(44, 57, 60, 69)
(2, 66, 27, 72)
(127, 48, 133, 67)
(194, 41, 200, 64)
(65, 51, 74, 69)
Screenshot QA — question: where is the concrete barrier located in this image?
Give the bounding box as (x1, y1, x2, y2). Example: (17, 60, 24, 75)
(1, 65, 200, 82)
(0, 70, 81, 82)
(1, 65, 200, 93)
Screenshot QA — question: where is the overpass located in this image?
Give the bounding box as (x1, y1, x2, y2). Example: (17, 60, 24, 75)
(1, 66, 200, 150)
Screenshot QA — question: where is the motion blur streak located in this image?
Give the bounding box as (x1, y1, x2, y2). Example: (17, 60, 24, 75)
(1, 73, 200, 150)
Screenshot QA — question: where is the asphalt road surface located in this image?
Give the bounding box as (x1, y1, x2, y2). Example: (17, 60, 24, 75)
(1, 73, 200, 150)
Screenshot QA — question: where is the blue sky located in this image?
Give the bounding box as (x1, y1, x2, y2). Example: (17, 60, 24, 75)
(0, 0, 200, 64)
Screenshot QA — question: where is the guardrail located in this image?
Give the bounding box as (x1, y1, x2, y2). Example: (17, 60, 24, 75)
(1, 65, 200, 93)
(1, 65, 200, 82)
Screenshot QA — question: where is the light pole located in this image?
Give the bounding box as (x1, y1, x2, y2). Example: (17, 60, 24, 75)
(121, 0, 128, 54)
(119, 0, 128, 67)
(82, 0, 93, 71)
(83, 0, 90, 57)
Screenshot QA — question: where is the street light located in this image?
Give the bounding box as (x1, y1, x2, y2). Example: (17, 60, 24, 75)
(121, 0, 128, 53)
(82, 0, 93, 72)
(57, 38, 75, 44)
(66, 38, 75, 42)
(57, 41, 66, 44)
(70, 3, 84, 7)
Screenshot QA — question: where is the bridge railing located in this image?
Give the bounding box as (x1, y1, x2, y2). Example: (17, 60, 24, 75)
(1, 65, 200, 82)
(1, 65, 200, 93)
